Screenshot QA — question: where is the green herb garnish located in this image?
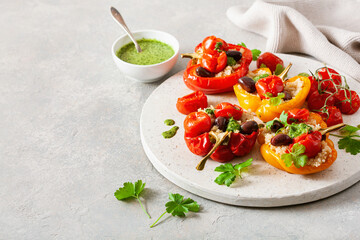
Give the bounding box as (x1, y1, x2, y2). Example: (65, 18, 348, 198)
(226, 117, 241, 132)
(288, 123, 312, 138)
(205, 108, 215, 115)
(260, 63, 268, 68)
(227, 57, 237, 66)
(114, 180, 150, 218)
(298, 72, 310, 77)
(331, 125, 360, 155)
(266, 111, 288, 129)
(238, 42, 247, 47)
(150, 193, 200, 228)
(253, 73, 269, 82)
(162, 126, 179, 139)
(274, 64, 285, 76)
(164, 119, 175, 126)
(281, 143, 308, 168)
(251, 49, 261, 61)
(267, 92, 285, 106)
(215, 42, 223, 51)
(214, 158, 253, 187)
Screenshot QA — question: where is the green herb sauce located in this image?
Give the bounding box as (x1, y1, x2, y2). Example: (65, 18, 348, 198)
(117, 38, 174, 65)
(164, 119, 175, 126)
(162, 126, 179, 139)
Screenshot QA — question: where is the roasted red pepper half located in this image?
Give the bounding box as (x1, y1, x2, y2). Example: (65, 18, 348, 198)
(176, 91, 208, 115)
(183, 103, 258, 162)
(183, 43, 253, 94)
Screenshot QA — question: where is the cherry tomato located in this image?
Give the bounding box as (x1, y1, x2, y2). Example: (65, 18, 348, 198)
(201, 53, 218, 73)
(184, 132, 212, 156)
(307, 91, 335, 111)
(307, 76, 318, 99)
(184, 111, 212, 138)
(256, 52, 284, 73)
(229, 131, 258, 157)
(214, 102, 243, 120)
(292, 131, 322, 158)
(176, 91, 208, 115)
(202, 36, 228, 55)
(335, 89, 360, 115)
(215, 51, 227, 73)
(317, 67, 342, 85)
(319, 106, 343, 127)
(255, 75, 284, 99)
(286, 108, 310, 124)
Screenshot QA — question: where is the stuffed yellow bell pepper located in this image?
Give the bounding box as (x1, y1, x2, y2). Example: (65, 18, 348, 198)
(258, 111, 338, 175)
(234, 65, 311, 122)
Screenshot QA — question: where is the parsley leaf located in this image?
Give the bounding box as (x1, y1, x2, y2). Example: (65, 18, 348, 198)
(298, 72, 309, 77)
(253, 73, 269, 82)
(215, 42, 223, 51)
(205, 108, 215, 115)
(288, 123, 312, 138)
(227, 56, 237, 66)
(333, 125, 360, 155)
(268, 92, 285, 106)
(260, 63, 268, 68)
(150, 193, 199, 228)
(238, 42, 247, 47)
(226, 117, 241, 132)
(281, 143, 308, 168)
(214, 158, 253, 187)
(251, 49, 261, 61)
(114, 180, 150, 218)
(274, 64, 285, 76)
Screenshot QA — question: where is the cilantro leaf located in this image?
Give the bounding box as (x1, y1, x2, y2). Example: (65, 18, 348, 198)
(253, 73, 269, 82)
(281, 143, 308, 168)
(227, 56, 237, 66)
(251, 49, 261, 61)
(214, 158, 253, 187)
(288, 123, 312, 138)
(226, 117, 241, 132)
(340, 125, 360, 135)
(114, 180, 150, 218)
(150, 193, 200, 228)
(260, 63, 268, 68)
(274, 64, 285, 76)
(215, 42, 223, 51)
(298, 72, 309, 77)
(269, 92, 285, 106)
(238, 42, 247, 47)
(279, 111, 289, 126)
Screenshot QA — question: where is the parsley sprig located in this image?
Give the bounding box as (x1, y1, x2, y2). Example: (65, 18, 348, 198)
(214, 158, 253, 187)
(114, 180, 151, 218)
(274, 64, 285, 76)
(150, 193, 200, 228)
(266, 111, 288, 130)
(281, 143, 308, 168)
(331, 125, 360, 155)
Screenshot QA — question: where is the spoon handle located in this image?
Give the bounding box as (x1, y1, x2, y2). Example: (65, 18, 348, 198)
(110, 7, 142, 53)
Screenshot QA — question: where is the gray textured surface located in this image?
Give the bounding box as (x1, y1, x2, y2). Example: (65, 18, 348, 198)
(1, 0, 359, 239)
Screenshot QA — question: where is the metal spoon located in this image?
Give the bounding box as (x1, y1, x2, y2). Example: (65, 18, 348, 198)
(110, 6, 142, 53)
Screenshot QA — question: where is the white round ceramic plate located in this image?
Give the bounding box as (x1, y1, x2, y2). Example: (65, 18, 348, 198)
(140, 54, 360, 207)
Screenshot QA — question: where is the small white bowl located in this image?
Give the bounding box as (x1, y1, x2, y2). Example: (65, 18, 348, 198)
(112, 30, 179, 82)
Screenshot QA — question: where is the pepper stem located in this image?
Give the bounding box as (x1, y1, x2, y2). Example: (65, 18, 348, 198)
(319, 123, 345, 135)
(181, 53, 202, 59)
(196, 131, 231, 171)
(278, 63, 292, 81)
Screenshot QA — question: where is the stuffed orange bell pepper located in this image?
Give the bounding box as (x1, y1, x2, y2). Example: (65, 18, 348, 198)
(234, 64, 311, 122)
(258, 109, 338, 175)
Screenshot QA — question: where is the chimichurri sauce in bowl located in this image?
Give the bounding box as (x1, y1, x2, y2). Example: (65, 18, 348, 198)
(116, 38, 175, 65)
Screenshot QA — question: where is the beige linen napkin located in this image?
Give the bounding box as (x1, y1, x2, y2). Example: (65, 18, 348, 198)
(226, 0, 360, 81)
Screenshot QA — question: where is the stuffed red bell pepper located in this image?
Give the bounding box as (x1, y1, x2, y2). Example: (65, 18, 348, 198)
(183, 102, 259, 162)
(181, 36, 253, 94)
